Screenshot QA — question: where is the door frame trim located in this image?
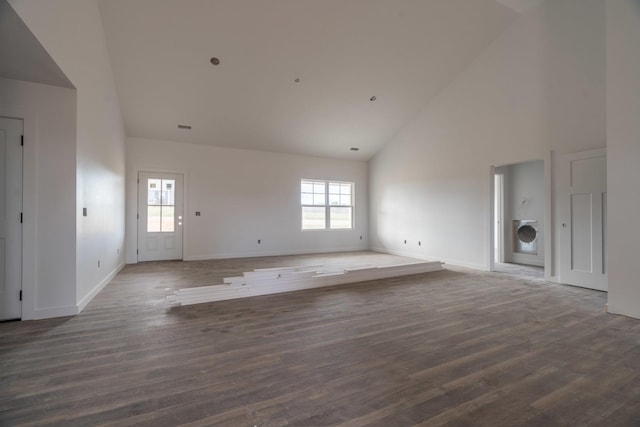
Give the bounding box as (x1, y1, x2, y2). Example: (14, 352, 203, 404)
(136, 169, 187, 262)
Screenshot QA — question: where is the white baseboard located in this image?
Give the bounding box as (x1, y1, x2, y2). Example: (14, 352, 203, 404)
(32, 305, 78, 320)
(169, 261, 445, 305)
(183, 246, 368, 261)
(369, 246, 484, 271)
(76, 261, 126, 313)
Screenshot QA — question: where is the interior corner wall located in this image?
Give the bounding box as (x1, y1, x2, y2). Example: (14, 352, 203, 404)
(606, 0, 640, 319)
(0, 77, 77, 319)
(9, 0, 127, 314)
(126, 137, 368, 263)
(368, 0, 605, 272)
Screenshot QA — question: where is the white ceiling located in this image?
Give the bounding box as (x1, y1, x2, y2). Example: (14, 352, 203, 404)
(98, 0, 516, 160)
(495, 0, 544, 13)
(0, 0, 73, 88)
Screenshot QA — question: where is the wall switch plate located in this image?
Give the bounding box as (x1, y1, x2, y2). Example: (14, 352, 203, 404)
(195, 211, 201, 216)
(83, 207, 87, 216)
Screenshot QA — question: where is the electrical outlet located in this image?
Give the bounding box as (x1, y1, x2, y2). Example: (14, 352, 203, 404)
(360, 236, 363, 240)
(98, 260, 101, 268)
(418, 241, 421, 246)
(258, 239, 261, 244)
(404, 240, 407, 244)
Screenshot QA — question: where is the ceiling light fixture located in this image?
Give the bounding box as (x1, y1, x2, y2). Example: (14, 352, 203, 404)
(350, 147, 359, 151)
(370, 96, 377, 102)
(177, 124, 192, 130)
(210, 57, 220, 66)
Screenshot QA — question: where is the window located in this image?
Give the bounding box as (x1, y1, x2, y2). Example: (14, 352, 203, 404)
(147, 179, 175, 232)
(301, 179, 353, 230)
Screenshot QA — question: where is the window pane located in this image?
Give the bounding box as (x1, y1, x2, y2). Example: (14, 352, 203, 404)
(301, 181, 313, 193)
(340, 184, 351, 195)
(313, 194, 325, 205)
(329, 194, 340, 205)
(147, 179, 162, 205)
(340, 195, 352, 205)
(162, 206, 175, 232)
(328, 183, 340, 194)
(330, 207, 352, 229)
(302, 206, 326, 229)
(301, 193, 313, 205)
(147, 205, 161, 232)
(162, 179, 175, 206)
(313, 182, 325, 193)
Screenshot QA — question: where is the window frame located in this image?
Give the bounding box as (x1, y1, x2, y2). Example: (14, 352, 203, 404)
(301, 179, 354, 231)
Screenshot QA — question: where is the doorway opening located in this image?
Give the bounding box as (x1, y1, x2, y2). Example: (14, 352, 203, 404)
(491, 160, 545, 279)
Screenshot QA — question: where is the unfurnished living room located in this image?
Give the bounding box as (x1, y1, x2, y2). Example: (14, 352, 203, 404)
(1, 0, 640, 425)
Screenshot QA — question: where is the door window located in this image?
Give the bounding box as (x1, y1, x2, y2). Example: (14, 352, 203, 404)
(147, 179, 175, 232)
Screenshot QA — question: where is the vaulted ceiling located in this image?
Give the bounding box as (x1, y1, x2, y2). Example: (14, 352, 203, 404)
(98, 0, 519, 160)
(0, 0, 72, 88)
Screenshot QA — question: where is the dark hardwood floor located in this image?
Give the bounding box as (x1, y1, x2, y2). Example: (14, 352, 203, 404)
(1, 251, 639, 426)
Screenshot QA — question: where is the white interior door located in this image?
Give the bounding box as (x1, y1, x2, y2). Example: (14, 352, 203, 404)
(559, 148, 607, 291)
(0, 118, 23, 320)
(138, 172, 183, 261)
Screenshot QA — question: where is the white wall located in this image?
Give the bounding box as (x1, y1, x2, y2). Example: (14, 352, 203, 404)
(9, 0, 126, 313)
(498, 160, 545, 266)
(127, 137, 368, 262)
(607, 0, 640, 319)
(0, 77, 77, 319)
(369, 0, 605, 273)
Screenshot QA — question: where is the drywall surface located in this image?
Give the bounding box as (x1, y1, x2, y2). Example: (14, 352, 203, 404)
(607, 0, 640, 319)
(126, 137, 368, 263)
(0, 77, 77, 319)
(9, 0, 127, 311)
(500, 161, 544, 266)
(369, 0, 604, 272)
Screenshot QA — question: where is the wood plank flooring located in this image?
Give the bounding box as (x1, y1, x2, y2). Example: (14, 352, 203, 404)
(1, 251, 639, 426)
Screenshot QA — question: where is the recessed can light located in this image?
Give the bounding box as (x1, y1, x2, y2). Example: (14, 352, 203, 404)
(210, 57, 220, 66)
(370, 96, 377, 102)
(350, 147, 359, 151)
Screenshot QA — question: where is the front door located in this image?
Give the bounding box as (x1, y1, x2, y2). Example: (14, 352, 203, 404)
(0, 118, 23, 320)
(137, 172, 183, 261)
(559, 148, 607, 291)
